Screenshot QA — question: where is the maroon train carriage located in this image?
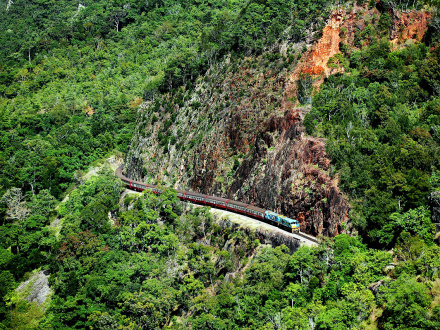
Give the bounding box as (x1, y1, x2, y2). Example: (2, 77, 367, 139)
(176, 190, 186, 199)
(184, 192, 208, 204)
(129, 181, 144, 191)
(116, 165, 161, 193)
(226, 200, 248, 214)
(125, 178, 159, 193)
(245, 205, 266, 221)
(205, 196, 229, 209)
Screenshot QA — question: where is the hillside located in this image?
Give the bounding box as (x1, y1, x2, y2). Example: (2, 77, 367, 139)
(124, 1, 440, 246)
(125, 53, 349, 237)
(1, 0, 440, 329)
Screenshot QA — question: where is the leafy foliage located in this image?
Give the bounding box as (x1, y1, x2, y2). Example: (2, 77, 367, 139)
(2, 0, 440, 328)
(305, 39, 440, 247)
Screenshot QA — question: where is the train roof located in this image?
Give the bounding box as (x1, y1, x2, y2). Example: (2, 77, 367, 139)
(227, 200, 248, 208)
(278, 214, 299, 223)
(246, 205, 266, 213)
(115, 165, 129, 181)
(132, 179, 154, 187)
(116, 166, 142, 184)
(206, 195, 228, 202)
(117, 166, 266, 214)
(116, 165, 159, 189)
(184, 191, 207, 198)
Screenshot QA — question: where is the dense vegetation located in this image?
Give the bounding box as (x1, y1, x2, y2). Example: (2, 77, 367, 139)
(304, 28, 440, 248)
(0, 0, 347, 196)
(2, 0, 440, 328)
(5, 172, 440, 328)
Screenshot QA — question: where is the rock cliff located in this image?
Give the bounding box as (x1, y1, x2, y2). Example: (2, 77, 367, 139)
(125, 52, 348, 237)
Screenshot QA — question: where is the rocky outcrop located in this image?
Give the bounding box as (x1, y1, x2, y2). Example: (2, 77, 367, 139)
(288, 4, 431, 94)
(225, 108, 347, 237)
(368, 279, 387, 296)
(390, 10, 430, 43)
(15, 270, 51, 306)
(290, 10, 345, 85)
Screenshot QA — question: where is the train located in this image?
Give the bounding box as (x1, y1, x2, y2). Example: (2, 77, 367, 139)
(115, 165, 300, 233)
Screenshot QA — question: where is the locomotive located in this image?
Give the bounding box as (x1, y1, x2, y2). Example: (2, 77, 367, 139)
(115, 165, 300, 233)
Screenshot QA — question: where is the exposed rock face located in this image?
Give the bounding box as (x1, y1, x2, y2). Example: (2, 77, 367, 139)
(291, 10, 345, 83)
(16, 270, 51, 306)
(368, 279, 386, 296)
(225, 109, 346, 236)
(390, 11, 430, 42)
(289, 4, 431, 91)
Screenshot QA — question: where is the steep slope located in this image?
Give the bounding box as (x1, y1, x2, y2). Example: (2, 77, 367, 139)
(125, 51, 349, 237)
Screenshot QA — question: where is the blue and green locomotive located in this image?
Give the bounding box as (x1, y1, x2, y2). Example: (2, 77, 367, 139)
(265, 211, 300, 233)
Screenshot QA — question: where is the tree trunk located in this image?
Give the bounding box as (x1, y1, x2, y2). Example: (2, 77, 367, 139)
(6, 0, 13, 11)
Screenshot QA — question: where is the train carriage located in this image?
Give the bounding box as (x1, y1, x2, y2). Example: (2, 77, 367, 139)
(116, 165, 303, 236)
(226, 200, 248, 214)
(205, 196, 229, 208)
(116, 165, 161, 193)
(184, 192, 208, 204)
(245, 205, 266, 220)
(176, 190, 186, 199)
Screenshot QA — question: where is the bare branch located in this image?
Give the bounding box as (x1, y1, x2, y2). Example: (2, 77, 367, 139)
(1, 188, 29, 222)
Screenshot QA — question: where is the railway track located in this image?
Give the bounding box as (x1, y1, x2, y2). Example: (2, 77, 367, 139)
(295, 232, 319, 244)
(198, 207, 319, 246)
(116, 165, 319, 247)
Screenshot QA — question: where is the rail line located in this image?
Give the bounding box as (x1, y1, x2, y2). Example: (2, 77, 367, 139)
(295, 232, 319, 244)
(115, 165, 319, 246)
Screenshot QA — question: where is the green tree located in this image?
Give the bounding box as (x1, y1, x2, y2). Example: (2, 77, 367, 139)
(379, 274, 433, 329)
